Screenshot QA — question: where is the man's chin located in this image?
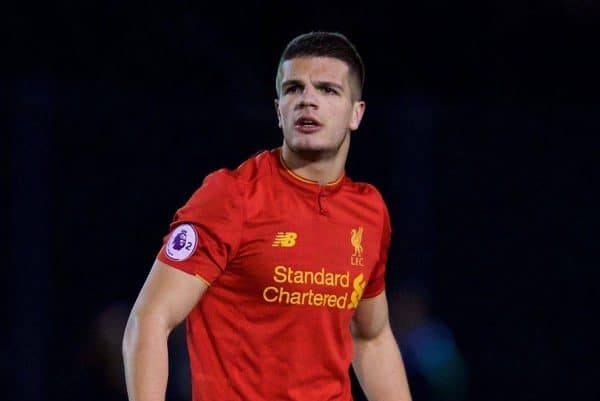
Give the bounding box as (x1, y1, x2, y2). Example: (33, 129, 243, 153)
(283, 133, 349, 159)
(287, 144, 334, 159)
(286, 137, 331, 153)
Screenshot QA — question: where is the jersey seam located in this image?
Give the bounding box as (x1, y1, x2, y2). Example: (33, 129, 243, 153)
(227, 171, 246, 263)
(227, 151, 274, 260)
(194, 273, 211, 286)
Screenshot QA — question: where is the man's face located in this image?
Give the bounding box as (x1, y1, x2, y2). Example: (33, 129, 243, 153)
(275, 57, 365, 155)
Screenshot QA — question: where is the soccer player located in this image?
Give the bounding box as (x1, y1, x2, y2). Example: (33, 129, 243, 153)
(122, 31, 413, 401)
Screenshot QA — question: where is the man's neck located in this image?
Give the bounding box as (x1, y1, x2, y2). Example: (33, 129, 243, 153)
(281, 141, 349, 185)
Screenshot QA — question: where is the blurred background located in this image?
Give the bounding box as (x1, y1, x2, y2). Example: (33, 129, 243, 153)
(5, 1, 597, 400)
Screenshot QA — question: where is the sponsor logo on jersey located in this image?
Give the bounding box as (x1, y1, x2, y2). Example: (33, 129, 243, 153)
(272, 232, 297, 247)
(347, 273, 366, 309)
(165, 224, 197, 261)
(351, 226, 365, 266)
(261, 265, 367, 310)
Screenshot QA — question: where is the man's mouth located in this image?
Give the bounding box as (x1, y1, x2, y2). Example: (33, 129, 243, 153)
(294, 116, 322, 133)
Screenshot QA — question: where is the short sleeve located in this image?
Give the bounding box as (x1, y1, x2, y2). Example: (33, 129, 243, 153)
(156, 169, 243, 285)
(362, 200, 390, 299)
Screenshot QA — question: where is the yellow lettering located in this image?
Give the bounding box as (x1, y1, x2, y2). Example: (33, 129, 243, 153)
(263, 286, 278, 302)
(301, 291, 310, 304)
(302, 270, 314, 284)
(265, 266, 362, 309)
(273, 265, 288, 283)
(307, 289, 315, 305)
(278, 287, 290, 303)
(291, 270, 302, 283)
(263, 285, 353, 310)
(337, 293, 348, 309)
(290, 291, 301, 305)
(351, 256, 365, 266)
(314, 269, 324, 285)
(339, 271, 349, 287)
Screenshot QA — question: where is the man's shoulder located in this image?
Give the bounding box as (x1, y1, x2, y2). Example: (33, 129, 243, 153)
(184, 149, 275, 206)
(343, 179, 390, 229)
(233, 149, 276, 183)
(344, 177, 386, 202)
(203, 149, 275, 187)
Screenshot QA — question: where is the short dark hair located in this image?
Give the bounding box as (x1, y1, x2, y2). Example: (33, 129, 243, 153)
(275, 31, 365, 101)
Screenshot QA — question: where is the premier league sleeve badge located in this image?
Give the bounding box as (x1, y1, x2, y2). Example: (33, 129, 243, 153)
(165, 223, 198, 261)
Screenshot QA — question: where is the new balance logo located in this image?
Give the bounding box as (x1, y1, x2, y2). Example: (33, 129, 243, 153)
(272, 232, 297, 247)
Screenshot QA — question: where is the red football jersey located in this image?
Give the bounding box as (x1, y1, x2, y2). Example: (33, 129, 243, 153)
(157, 148, 391, 401)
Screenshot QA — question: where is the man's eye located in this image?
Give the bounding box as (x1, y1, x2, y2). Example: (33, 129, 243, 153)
(322, 87, 338, 94)
(284, 86, 300, 94)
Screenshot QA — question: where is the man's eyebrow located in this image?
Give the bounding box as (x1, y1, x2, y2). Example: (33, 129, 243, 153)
(315, 81, 344, 90)
(281, 79, 303, 87)
(281, 80, 344, 90)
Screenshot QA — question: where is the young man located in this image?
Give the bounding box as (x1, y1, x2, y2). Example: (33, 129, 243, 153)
(123, 32, 413, 401)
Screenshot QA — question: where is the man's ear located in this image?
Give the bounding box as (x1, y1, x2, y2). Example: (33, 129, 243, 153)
(349, 100, 366, 131)
(274, 99, 282, 128)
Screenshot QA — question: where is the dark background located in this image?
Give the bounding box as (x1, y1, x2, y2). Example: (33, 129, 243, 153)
(6, 2, 597, 401)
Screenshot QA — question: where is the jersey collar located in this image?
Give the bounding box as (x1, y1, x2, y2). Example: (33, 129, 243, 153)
(273, 148, 345, 194)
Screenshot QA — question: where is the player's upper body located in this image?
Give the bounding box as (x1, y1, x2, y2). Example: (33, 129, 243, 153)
(157, 147, 390, 400)
(123, 32, 413, 401)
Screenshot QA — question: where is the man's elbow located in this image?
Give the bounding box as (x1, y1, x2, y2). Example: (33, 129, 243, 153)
(122, 314, 139, 361)
(122, 311, 169, 359)
(351, 319, 391, 342)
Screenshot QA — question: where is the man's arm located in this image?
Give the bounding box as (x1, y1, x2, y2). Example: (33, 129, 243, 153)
(122, 259, 208, 401)
(351, 291, 412, 401)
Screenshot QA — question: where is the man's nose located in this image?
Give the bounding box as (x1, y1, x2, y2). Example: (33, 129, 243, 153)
(297, 87, 318, 109)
